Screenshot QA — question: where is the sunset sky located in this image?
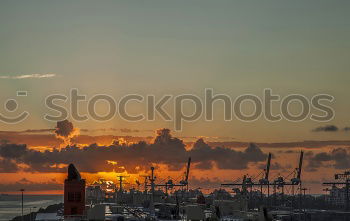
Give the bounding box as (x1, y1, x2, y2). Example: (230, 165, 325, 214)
(0, 0, 349, 194)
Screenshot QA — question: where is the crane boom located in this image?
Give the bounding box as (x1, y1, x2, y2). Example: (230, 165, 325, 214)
(297, 151, 304, 180)
(265, 153, 272, 180)
(185, 157, 191, 182)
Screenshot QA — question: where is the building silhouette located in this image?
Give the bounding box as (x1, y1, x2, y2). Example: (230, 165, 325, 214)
(64, 164, 86, 218)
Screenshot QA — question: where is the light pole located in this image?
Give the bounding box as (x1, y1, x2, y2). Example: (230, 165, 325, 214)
(20, 189, 25, 221)
(29, 207, 36, 221)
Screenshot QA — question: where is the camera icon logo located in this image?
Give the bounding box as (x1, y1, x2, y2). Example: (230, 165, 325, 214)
(0, 92, 29, 124)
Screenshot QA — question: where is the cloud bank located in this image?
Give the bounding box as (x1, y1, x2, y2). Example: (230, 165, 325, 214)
(312, 125, 339, 132)
(312, 125, 350, 132)
(0, 129, 267, 174)
(307, 148, 350, 171)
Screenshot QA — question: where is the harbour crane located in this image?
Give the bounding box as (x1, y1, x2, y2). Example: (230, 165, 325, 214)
(259, 153, 272, 200)
(221, 151, 305, 209)
(222, 153, 272, 189)
(259, 153, 272, 185)
(291, 151, 304, 186)
(221, 153, 272, 208)
(287, 150, 304, 203)
(146, 165, 188, 196)
(180, 157, 191, 190)
(271, 151, 304, 207)
(323, 171, 350, 211)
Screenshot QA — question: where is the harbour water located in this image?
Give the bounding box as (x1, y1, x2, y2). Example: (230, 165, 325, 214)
(0, 194, 62, 221)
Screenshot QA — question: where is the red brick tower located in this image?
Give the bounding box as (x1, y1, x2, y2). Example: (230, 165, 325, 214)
(64, 164, 86, 218)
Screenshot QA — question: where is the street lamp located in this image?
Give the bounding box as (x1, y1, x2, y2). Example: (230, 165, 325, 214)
(29, 207, 37, 221)
(19, 189, 25, 221)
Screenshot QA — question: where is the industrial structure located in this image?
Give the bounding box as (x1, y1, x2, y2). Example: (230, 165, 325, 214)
(15, 151, 350, 221)
(64, 164, 86, 219)
(221, 151, 306, 210)
(323, 171, 350, 211)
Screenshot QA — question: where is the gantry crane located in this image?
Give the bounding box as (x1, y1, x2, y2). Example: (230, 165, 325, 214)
(271, 151, 304, 208)
(222, 153, 272, 189)
(146, 160, 191, 196)
(221, 151, 304, 209)
(323, 171, 350, 211)
(221, 153, 272, 208)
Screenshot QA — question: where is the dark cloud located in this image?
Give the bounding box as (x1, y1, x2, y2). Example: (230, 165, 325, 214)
(331, 148, 350, 169)
(343, 127, 350, 132)
(0, 132, 61, 147)
(54, 120, 80, 146)
(0, 159, 19, 172)
(0, 129, 267, 173)
(312, 125, 339, 132)
(55, 120, 78, 138)
(307, 147, 350, 170)
(0, 143, 27, 158)
(190, 139, 266, 170)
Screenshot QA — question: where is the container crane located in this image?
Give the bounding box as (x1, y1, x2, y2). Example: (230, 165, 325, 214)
(146, 166, 186, 196)
(323, 171, 350, 211)
(180, 157, 191, 190)
(221, 153, 272, 208)
(222, 153, 271, 190)
(291, 151, 304, 185)
(259, 153, 272, 200)
(271, 151, 304, 207)
(259, 153, 272, 185)
(272, 175, 286, 206)
(287, 150, 304, 202)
